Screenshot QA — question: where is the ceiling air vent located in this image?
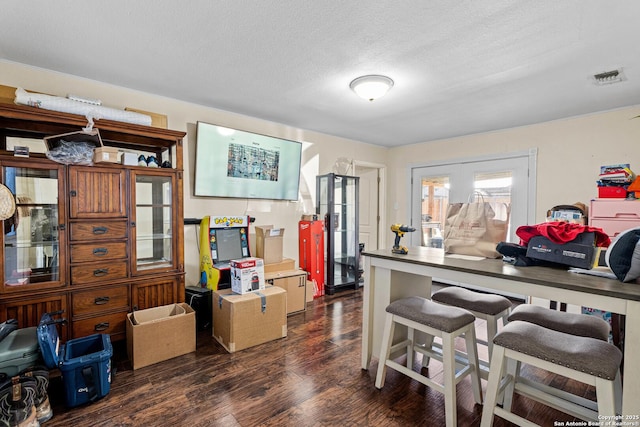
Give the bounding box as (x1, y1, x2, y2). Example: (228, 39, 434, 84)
(592, 68, 626, 85)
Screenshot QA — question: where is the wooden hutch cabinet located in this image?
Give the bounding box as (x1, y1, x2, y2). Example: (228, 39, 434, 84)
(0, 103, 186, 342)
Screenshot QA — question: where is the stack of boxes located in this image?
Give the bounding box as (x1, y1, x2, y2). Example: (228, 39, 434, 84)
(597, 163, 635, 198)
(211, 224, 310, 353)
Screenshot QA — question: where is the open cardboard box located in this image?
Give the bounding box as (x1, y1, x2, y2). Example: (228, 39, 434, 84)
(126, 303, 196, 370)
(255, 225, 285, 264)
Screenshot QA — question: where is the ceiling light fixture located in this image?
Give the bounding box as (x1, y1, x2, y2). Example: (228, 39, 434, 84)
(349, 75, 394, 101)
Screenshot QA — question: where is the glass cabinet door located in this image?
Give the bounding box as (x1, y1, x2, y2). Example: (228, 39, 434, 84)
(131, 171, 175, 274)
(316, 173, 359, 294)
(2, 162, 65, 291)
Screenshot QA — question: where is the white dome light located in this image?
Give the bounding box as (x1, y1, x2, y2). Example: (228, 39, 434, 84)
(349, 75, 394, 101)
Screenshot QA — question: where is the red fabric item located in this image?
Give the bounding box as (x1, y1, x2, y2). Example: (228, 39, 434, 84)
(516, 222, 610, 247)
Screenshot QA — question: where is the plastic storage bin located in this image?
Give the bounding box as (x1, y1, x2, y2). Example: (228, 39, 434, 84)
(37, 312, 112, 407)
(0, 327, 41, 376)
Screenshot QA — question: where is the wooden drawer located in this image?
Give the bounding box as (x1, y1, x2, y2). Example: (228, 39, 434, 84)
(70, 221, 128, 241)
(590, 199, 640, 219)
(71, 260, 128, 285)
(71, 311, 126, 340)
(590, 218, 640, 239)
(72, 284, 129, 316)
(70, 241, 128, 263)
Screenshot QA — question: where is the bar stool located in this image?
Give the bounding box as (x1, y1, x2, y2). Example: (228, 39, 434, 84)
(431, 286, 512, 366)
(481, 321, 623, 426)
(375, 296, 482, 427)
(508, 303, 611, 341)
(503, 303, 613, 411)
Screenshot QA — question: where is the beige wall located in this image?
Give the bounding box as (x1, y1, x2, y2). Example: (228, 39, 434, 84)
(388, 106, 640, 231)
(3, 60, 640, 287)
(0, 61, 388, 287)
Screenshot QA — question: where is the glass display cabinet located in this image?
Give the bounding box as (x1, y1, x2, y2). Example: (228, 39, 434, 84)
(132, 171, 175, 273)
(0, 102, 185, 338)
(316, 173, 359, 295)
(2, 161, 66, 291)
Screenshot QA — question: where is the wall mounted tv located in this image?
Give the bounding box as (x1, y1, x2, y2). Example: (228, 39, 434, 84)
(194, 122, 302, 200)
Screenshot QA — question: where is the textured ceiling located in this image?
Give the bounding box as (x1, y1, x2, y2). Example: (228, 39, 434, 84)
(1, 1, 640, 147)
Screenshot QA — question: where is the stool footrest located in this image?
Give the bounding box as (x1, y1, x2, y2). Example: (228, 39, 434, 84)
(384, 360, 445, 394)
(420, 341, 490, 378)
(493, 407, 539, 427)
(515, 379, 598, 421)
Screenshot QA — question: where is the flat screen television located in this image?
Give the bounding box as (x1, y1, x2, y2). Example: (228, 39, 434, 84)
(194, 122, 302, 200)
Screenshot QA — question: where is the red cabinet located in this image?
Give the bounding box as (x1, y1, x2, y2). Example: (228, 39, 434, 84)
(298, 220, 325, 298)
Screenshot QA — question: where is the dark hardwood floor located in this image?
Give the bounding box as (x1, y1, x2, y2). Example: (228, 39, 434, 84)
(44, 287, 597, 426)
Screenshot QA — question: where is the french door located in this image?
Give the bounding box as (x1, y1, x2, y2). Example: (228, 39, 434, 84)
(409, 151, 536, 248)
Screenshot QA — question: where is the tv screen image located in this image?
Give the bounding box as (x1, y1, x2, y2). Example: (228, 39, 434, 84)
(195, 122, 302, 200)
(213, 228, 244, 263)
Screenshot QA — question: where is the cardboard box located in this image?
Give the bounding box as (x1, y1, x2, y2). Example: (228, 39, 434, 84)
(126, 303, 196, 370)
(263, 257, 295, 273)
(44, 129, 103, 154)
(265, 269, 307, 315)
(125, 107, 168, 129)
(230, 257, 265, 294)
(93, 146, 119, 163)
(121, 152, 139, 166)
(255, 225, 285, 264)
(306, 280, 314, 303)
(526, 232, 598, 269)
(212, 286, 287, 353)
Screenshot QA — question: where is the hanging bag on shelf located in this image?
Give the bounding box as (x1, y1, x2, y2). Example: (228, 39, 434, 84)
(443, 192, 510, 258)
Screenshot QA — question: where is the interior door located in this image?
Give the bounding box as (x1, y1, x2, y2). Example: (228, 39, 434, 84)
(410, 152, 535, 247)
(355, 165, 380, 252)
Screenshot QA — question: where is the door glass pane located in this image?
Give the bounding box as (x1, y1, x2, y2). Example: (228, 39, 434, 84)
(420, 176, 449, 248)
(474, 170, 512, 236)
(135, 175, 172, 270)
(4, 167, 60, 286)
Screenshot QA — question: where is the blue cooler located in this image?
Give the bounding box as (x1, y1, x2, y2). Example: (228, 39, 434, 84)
(37, 312, 112, 407)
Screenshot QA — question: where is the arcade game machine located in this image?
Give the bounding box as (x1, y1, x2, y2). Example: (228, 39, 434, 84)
(199, 215, 251, 290)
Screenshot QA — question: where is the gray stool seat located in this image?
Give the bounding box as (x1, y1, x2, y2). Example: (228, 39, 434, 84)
(432, 286, 512, 315)
(494, 321, 622, 380)
(481, 320, 623, 426)
(430, 286, 512, 372)
(508, 304, 610, 341)
(386, 296, 475, 332)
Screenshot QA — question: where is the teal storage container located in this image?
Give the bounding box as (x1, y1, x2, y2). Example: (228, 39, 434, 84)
(0, 327, 41, 376)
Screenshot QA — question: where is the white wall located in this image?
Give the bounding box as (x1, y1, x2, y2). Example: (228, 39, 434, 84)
(387, 106, 640, 231)
(0, 61, 389, 287)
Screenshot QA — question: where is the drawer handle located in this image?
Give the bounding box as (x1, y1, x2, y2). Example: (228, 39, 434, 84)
(93, 268, 109, 277)
(93, 248, 108, 256)
(94, 322, 109, 332)
(93, 226, 108, 234)
(94, 296, 110, 305)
